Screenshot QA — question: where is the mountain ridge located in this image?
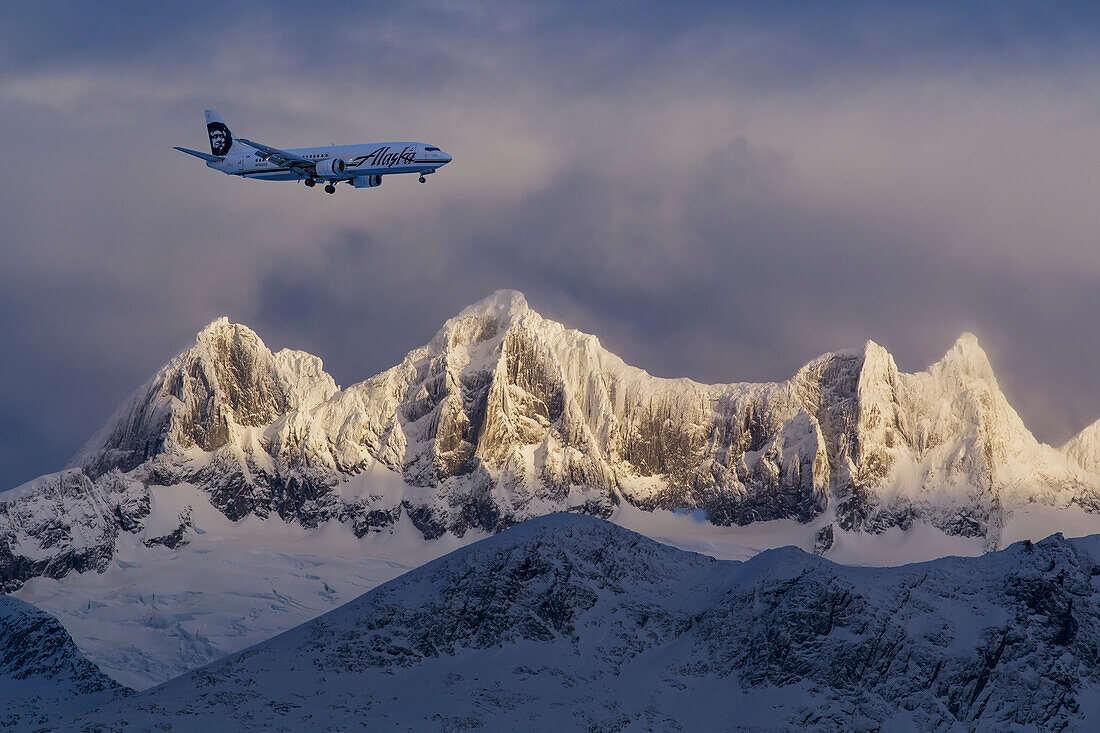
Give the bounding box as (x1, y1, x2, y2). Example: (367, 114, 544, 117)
(69, 512, 1100, 731)
(3, 289, 1100, 596)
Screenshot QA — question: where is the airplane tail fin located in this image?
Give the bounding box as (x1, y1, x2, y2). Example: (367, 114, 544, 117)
(204, 109, 243, 157)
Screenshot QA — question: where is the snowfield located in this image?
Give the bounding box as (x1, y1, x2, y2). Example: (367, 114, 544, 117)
(13, 482, 483, 689)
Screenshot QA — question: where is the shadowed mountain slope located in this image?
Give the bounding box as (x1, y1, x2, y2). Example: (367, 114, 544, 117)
(0, 595, 129, 729)
(74, 514, 1100, 732)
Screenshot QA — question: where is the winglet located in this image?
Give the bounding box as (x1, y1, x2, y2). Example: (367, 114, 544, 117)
(174, 146, 222, 163)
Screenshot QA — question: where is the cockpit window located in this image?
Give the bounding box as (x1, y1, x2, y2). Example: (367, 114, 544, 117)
(425, 147, 440, 151)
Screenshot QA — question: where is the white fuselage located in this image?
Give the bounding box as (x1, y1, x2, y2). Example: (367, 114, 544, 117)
(209, 142, 452, 182)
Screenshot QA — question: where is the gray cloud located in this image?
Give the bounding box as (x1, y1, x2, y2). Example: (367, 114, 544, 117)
(3, 2, 1100, 488)
(254, 127, 1100, 447)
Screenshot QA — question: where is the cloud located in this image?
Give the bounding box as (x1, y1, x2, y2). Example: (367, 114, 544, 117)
(3, 2, 1100, 488)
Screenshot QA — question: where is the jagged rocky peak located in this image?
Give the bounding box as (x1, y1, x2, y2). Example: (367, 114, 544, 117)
(182, 317, 339, 419)
(183, 318, 290, 428)
(927, 334, 1042, 460)
(787, 331, 1087, 539)
(426, 290, 618, 379)
(344, 289, 623, 510)
(914, 332, 1036, 455)
(937, 331, 996, 380)
(440, 289, 530, 346)
(869, 333, 1032, 454)
(1066, 419, 1100, 474)
(71, 318, 337, 477)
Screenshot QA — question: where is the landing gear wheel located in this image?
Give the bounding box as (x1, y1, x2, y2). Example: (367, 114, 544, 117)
(418, 176, 426, 183)
(304, 178, 316, 188)
(324, 184, 336, 194)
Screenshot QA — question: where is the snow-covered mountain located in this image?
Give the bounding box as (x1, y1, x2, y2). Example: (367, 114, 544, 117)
(6, 290, 1099, 586)
(71, 513, 1100, 731)
(4, 289, 1100, 688)
(1065, 419, 1100, 477)
(0, 595, 128, 729)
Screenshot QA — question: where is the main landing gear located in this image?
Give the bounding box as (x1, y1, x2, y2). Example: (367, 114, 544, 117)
(307, 178, 337, 194)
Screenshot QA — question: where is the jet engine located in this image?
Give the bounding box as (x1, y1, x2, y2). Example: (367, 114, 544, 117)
(352, 175, 383, 189)
(314, 158, 346, 178)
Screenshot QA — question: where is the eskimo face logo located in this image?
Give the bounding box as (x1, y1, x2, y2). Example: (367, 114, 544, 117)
(207, 122, 232, 156)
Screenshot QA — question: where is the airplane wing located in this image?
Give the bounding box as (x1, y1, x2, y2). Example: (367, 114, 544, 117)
(237, 138, 315, 174)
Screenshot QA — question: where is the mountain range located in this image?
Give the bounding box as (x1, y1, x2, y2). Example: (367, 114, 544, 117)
(4, 289, 1100, 690)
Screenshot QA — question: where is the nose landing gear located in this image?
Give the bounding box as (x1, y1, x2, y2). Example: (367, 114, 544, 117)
(418, 176, 426, 184)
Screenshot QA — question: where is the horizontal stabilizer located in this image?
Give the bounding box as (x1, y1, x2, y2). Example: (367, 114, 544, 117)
(173, 146, 222, 163)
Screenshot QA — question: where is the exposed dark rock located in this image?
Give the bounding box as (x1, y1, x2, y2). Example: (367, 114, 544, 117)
(814, 523, 835, 555)
(0, 470, 148, 592)
(143, 508, 193, 549)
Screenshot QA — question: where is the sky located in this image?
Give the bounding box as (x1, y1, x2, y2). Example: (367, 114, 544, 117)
(2, 1, 1100, 489)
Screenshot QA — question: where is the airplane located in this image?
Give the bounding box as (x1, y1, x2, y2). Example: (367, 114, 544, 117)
(174, 110, 452, 194)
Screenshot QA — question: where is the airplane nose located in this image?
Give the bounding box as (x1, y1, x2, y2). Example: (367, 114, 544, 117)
(442, 151, 452, 163)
